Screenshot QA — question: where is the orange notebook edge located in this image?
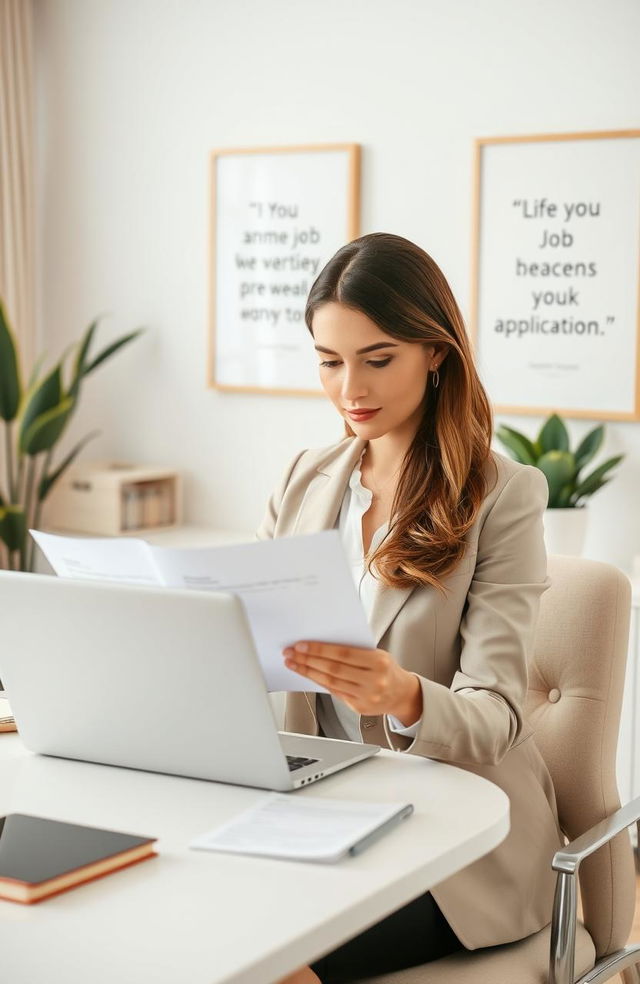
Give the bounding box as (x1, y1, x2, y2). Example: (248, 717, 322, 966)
(0, 841, 158, 904)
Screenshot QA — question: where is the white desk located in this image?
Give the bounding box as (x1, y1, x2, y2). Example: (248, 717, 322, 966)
(0, 736, 509, 984)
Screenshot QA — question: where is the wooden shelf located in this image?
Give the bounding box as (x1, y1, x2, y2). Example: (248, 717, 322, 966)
(44, 462, 182, 536)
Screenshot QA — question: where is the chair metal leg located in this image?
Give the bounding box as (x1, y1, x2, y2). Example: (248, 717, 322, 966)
(550, 871, 577, 984)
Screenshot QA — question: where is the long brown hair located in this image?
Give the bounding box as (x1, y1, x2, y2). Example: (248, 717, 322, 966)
(305, 232, 493, 592)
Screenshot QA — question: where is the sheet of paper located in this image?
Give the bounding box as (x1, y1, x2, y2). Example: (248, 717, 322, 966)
(30, 529, 375, 693)
(190, 794, 413, 862)
(150, 530, 375, 692)
(29, 531, 161, 585)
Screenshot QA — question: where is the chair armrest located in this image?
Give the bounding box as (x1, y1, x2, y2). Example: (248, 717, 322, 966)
(553, 795, 640, 874)
(549, 795, 640, 984)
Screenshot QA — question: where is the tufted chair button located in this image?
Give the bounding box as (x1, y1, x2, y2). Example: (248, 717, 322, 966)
(548, 688, 561, 704)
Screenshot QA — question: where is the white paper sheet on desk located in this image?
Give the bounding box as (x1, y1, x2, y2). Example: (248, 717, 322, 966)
(190, 794, 414, 862)
(30, 529, 375, 693)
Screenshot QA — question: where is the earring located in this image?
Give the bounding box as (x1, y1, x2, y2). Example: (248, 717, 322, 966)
(432, 366, 440, 389)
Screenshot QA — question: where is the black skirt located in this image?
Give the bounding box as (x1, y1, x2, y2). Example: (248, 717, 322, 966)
(309, 890, 463, 983)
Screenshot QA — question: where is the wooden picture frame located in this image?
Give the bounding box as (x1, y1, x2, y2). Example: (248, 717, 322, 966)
(208, 143, 361, 396)
(470, 130, 640, 420)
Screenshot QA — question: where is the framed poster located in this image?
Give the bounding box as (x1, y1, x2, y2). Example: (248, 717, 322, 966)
(209, 143, 361, 395)
(471, 130, 640, 420)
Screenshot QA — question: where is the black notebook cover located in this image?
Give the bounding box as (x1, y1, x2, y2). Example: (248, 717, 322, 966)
(0, 813, 155, 887)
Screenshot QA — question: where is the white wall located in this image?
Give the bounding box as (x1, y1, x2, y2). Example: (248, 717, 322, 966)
(33, 0, 640, 570)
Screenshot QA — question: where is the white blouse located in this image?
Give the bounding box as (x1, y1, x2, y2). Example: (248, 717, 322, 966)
(316, 450, 421, 743)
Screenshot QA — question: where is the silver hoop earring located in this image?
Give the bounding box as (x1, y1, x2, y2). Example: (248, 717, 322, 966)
(432, 368, 440, 389)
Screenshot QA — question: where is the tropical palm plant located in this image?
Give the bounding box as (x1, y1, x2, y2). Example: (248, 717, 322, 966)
(0, 299, 143, 572)
(495, 413, 624, 508)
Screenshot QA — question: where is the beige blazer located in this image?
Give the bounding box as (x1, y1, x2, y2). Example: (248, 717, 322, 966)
(256, 436, 563, 950)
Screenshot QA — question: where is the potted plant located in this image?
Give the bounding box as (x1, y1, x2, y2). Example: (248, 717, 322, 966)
(0, 298, 143, 574)
(495, 413, 624, 555)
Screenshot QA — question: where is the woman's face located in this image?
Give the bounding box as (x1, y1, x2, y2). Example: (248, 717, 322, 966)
(311, 302, 437, 443)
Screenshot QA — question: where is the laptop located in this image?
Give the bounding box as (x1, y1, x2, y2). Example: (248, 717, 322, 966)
(0, 572, 379, 791)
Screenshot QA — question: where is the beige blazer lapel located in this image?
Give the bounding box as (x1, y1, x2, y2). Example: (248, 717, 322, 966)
(369, 580, 417, 648)
(292, 437, 366, 536)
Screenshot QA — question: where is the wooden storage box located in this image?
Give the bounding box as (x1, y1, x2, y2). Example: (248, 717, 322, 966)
(44, 462, 183, 536)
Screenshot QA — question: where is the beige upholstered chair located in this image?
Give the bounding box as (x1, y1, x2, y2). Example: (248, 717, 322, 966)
(361, 556, 640, 984)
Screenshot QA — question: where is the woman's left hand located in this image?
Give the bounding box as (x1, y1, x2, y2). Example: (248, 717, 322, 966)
(283, 641, 423, 725)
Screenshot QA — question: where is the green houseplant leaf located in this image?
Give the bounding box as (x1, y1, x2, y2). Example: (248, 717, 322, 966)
(574, 425, 604, 473)
(495, 425, 536, 466)
(38, 430, 100, 502)
(0, 299, 21, 422)
(573, 455, 624, 502)
(555, 484, 575, 508)
(495, 412, 624, 510)
(538, 414, 570, 453)
(0, 505, 26, 553)
(535, 451, 575, 508)
(0, 299, 144, 572)
(20, 398, 75, 456)
(18, 364, 64, 453)
(82, 329, 144, 376)
(67, 316, 102, 401)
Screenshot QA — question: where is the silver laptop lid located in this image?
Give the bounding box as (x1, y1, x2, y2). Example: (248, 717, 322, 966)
(0, 572, 294, 789)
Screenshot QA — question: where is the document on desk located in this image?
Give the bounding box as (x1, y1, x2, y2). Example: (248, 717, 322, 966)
(30, 529, 375, 693)
(190, 794, 414, 863)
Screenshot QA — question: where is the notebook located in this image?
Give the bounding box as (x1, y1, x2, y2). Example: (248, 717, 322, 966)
(190, 794, 414, 863)
(0, 694, 16, 733)
(0, 813, 157, 903)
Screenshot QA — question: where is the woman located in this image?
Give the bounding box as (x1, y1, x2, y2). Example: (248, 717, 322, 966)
(257, 233, 563, 984)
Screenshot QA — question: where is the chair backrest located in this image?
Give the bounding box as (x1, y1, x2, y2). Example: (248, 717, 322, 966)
(526, 555, 636, 959)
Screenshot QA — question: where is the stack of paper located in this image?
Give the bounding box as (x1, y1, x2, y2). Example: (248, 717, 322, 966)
(190, 794, 413, 863)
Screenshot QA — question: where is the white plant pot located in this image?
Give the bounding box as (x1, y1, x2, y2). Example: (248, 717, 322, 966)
(543, 507, 588, 556)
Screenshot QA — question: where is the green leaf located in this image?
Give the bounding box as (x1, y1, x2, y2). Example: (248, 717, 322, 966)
(574, 425, 604, 472)
(0, 298, 22, 421)
(572, 477, 611, 504)
(536, 451, 576, 507)
(67, 316, 102, 400)
(556, 483, 575, 508)
(82, 328, 144, 375)
(38, 430, 100, 501)
(18, 364, 63, 453)
(573, 455, 624, 500)
(495, 425, 537, 466)
(26, 352, 47, 394)
(20, 398, 74, 456)
(538, 414, 570, 453)
(0, 505, 26, 552)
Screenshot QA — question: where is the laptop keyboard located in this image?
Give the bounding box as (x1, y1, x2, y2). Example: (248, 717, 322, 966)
(286, 755, 320, 772)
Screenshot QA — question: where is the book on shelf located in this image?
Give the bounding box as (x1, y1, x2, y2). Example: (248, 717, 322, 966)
(0, 813, 157, 904)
